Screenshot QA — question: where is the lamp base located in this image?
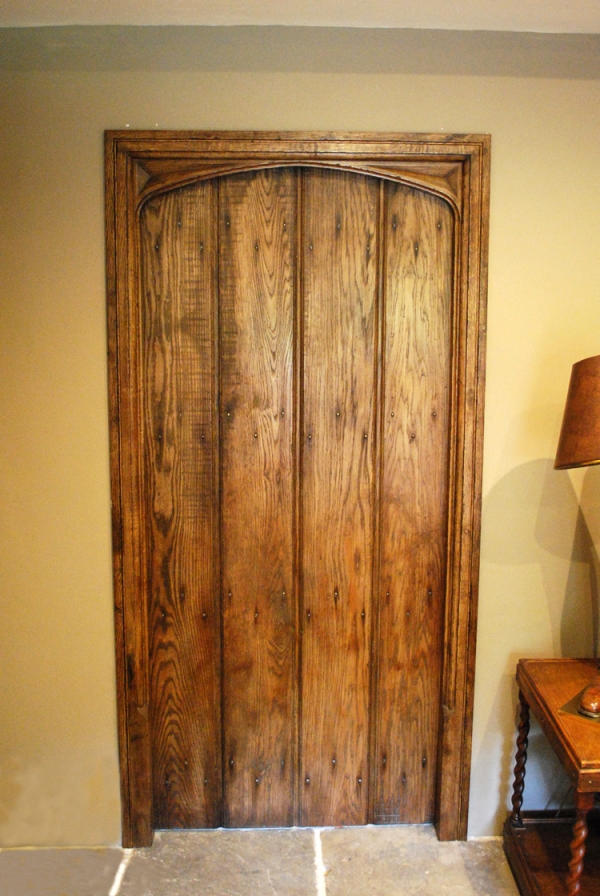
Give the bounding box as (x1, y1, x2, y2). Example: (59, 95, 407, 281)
(578, 668, 600, 718)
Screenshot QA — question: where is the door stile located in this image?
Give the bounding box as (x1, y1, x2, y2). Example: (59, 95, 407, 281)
(436, 182, 465, 841)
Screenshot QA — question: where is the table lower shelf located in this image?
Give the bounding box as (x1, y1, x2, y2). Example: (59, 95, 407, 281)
(504, 812, 600, 896)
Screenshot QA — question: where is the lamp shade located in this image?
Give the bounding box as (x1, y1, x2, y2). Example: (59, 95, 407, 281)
(555, 354, 600, 469)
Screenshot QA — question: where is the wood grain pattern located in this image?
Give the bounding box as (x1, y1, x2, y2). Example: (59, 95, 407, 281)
(106, 131, 490, 845)
(138, 170, 456, 831)
(435, 134, 490, 841)
(114, 144, 154, 846)
(141, 181, 222, 828)
(300, 170, 379, 826)
(374, 184, 453, 823)
(219, 170, 296, 827)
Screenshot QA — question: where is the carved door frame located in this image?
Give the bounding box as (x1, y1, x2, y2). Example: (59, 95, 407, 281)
(105, 131, 490, 846)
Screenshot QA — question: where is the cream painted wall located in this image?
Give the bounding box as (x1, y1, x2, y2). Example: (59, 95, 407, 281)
(1, 28, 599, 845)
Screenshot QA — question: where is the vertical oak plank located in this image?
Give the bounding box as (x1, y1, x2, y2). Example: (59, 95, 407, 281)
(300, 170, 379, 826)
(141, 181, 222, 828)
(219, 170, 296, 827)
(374, 183, 453, 823)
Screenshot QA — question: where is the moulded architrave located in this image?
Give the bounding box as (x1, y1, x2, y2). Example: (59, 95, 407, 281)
(104, 131, 490, 846)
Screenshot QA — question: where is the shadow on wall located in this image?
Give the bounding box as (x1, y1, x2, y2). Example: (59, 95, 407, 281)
(579, 466, 600, 654)
(482, 457, 599, 658)
(473, 460, 600, 834)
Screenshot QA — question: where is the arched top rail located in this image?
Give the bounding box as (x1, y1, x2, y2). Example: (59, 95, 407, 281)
(135, 159, 462, 219)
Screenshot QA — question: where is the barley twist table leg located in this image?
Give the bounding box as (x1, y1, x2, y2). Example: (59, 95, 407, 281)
(566, 792, 595, 896)
(509, 690, 530, 826)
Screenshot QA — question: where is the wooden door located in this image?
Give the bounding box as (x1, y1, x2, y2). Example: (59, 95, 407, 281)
(106, 131, 489, 846)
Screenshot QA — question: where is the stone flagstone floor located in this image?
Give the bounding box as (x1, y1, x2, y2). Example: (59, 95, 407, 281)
(0, 825, 519, 896)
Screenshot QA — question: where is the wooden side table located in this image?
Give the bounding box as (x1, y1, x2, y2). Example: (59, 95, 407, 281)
(504, 659, 600, 896)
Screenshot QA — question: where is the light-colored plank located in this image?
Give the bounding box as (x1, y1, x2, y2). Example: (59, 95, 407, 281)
(300, 169, 379, 826)
(220, 169, 296, 827)
(375, 183, 453, 823)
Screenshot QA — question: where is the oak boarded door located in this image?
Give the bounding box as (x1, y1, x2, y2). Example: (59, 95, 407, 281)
(106, 131, 489, 847)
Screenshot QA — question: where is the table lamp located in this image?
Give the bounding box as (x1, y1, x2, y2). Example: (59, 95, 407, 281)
(555, 354, 600, 717)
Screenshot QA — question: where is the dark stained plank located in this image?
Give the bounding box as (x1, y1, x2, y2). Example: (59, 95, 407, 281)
(374, 183, 453, 824)
(140, 181, 222, 828)
(300, 169, 379, 826)
(219, 169, 296, 827)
